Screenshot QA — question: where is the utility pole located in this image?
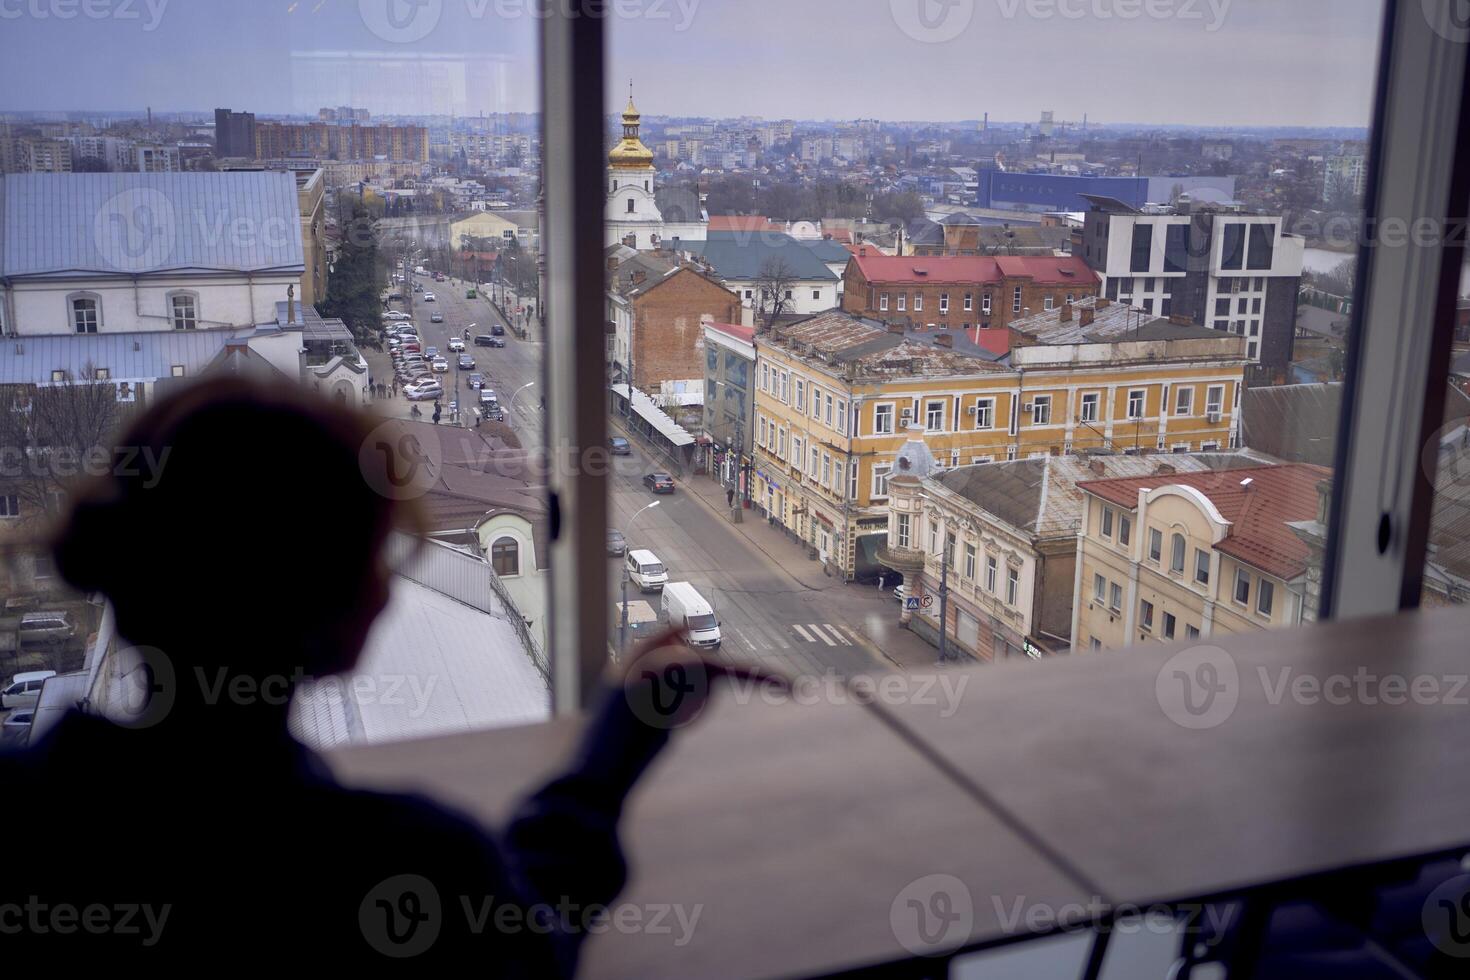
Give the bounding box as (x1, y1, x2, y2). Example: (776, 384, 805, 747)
(937, 538, 953, 664)
(618, 500, 661, 651)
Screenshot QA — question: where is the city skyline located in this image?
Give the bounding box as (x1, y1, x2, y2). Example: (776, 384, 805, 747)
(0, 0, 1387, 128)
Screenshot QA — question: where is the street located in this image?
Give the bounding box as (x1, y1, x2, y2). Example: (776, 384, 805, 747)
(373, 272, 932, 679)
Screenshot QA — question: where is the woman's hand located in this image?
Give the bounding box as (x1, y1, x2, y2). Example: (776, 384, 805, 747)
(615, 628, 790, 730)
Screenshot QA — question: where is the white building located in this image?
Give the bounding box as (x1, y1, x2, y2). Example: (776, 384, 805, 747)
(604, 93, 706, 250)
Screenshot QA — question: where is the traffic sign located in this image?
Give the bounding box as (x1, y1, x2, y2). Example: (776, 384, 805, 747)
(921, 594, 935, 609)
(904, 597, 921, 611)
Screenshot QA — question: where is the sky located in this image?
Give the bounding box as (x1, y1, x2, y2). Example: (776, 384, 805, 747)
(0, 0, 1387, 127)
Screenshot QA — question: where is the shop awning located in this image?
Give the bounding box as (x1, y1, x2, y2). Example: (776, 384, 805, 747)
(610, 384, 695, 447)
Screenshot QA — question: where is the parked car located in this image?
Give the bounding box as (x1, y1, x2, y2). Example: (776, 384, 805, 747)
(425, 346, 439, 358)
(423, 292, 436, 302)
(609, 436, 631, 456)
(643, 472, 675, 494)
(1, 670, 56, 710)
(606, 528, 627, 557)
(457, 354, 475, 370)
(447, 337, 465, 352)
(479, 389, 499, 405)
(491, 323, 505, 336)
(404, 382, 443, 401)
(474, 334, 495, 347)
(431, 357, 449, 373)
(480, 404, 504, 422)
(385, 311, 411, 321)
(430, 312, 444, 323)
(2, 710, 34, 745)
(468, 373, 485, 389)
(387, 291, 404, 301)
(19, 611, 74, 646)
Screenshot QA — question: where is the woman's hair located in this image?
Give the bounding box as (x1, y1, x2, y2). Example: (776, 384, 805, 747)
(52, 378, 423, 666)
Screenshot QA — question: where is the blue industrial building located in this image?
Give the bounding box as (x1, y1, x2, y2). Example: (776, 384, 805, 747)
(977, 171, 1236, 213)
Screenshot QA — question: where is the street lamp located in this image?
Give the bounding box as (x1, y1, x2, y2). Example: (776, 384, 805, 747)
(619, 500, 661, 651)
(919, 493, 956, 665)
(507, 381, 536, 423)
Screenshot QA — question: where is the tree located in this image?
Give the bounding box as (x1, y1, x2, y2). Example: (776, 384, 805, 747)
(754, 258, 795, 330)
(870, 191, 925, 226)
(317, 204, 383, 346)
(0, 371, 129, 525)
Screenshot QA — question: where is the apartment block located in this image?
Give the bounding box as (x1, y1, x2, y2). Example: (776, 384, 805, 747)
(606, 250, 742, 393)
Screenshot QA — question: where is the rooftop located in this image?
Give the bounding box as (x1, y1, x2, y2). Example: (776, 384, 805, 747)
(1009, 296, 1227, 346)
(847, 252, 1094, 286)
(764, 310, 1008, 380)
(679, 231, 839, 283)
(1078, 463, 1332, 579)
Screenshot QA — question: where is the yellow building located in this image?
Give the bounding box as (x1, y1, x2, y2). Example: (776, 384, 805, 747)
(750, 300, 1248, 580)
(1072, 462, 1330, 650)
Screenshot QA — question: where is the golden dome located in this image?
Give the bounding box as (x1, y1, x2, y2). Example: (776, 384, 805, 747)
(609, 92, 654, 170)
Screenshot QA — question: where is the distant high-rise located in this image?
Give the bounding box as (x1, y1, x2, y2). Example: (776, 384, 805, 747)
(214, 108, 257, 159)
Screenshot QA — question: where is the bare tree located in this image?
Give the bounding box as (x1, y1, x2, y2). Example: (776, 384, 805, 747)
(754, 257, 796, 330)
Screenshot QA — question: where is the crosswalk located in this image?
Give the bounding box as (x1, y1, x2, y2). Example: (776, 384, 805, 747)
(729, 622, 860, 652)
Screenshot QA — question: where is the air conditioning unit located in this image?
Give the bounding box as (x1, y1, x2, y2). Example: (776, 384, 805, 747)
(1207, 411, 1222, 423)
(967, 405, 978, 416)
(1023, 402, 1035, 413)
(900, 410, 914, 424)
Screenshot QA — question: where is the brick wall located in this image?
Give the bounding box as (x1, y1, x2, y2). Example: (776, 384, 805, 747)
(842, 265, 1098, 331)
(632, 269, 742, 390)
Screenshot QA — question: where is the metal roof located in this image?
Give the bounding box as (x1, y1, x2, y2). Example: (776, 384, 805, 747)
(0, 330, 235, 385)
(1, 172, 305, 278)
(680, 231, 839, 282)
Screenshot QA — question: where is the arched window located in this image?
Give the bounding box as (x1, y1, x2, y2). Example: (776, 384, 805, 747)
(168, 291, 199, 330)
(491, 536, 520, 577)
(1170, 533, 1186, 573)
(68, 292, 101, 333)
(626, 198, 635, 214)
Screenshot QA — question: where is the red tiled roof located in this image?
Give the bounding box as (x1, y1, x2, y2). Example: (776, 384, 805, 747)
(964, 324, 1011, 356)
(708, 215, 781, 233)
(705, 320, 754, 344)
(1077, 463, 1331, 580)
(847, 253, 1093, 286)
(825, 229, 853, 243)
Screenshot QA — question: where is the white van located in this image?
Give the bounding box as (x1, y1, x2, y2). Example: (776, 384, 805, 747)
(625, 549, 668, 593)
(660, 582, 721, 649)
(1, 670, 57, 710)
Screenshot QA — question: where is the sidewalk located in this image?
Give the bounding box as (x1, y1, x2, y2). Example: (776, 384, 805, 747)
(679, 467, 838, 592)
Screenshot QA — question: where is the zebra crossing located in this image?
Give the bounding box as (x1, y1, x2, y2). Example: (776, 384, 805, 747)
(728, 622, 859, 652)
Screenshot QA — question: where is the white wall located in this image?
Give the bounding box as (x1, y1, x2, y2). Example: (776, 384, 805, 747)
(475, 514, 547, 655)
(6, 273, 298, 336)
(726, 279, 839, 316)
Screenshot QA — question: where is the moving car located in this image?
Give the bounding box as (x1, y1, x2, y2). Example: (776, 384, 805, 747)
(431, 357, 449, 373)
(487, 337, 506, 348)
(425, 346, 439, 358)
(479, 389, 498, 405)
(423, 292, 436, 302)
(1, 670, 56, 710)
(447, 337, 465, 352)
(479, 404, 504, 422)
(385, 311, 411, 321)
(457, 354, 475, 370)
(491, 323, 505, 336)
(643, 472, 675, 494)
(625, 549, 668, 592)
(467, 373, 485, 389)
(606, 528, 627, 557)
(609, 436, 631, 456)
(474, 334, 495, 347)
(661, 582, 721, 649)
(430, 312, 443, 323)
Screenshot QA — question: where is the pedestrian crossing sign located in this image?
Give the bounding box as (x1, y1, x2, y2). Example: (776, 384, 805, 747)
(905, 597, 921, 611)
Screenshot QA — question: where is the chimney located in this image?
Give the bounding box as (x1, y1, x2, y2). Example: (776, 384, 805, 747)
(1060, 302, 1073, 322)
(1089, 459, 1106, 476)
(933, 332, 953, 348)
(859, 246, 867, 257)
(1154, 463, 1177, 476)
(1079, 306, 1095, 327)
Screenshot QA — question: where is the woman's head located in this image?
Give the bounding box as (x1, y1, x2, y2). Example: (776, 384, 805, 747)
(53, 378, 421, 682)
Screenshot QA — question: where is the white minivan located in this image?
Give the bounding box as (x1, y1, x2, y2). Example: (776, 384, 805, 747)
(660, 581, 721, 649)
(1, 670, 57, 711)
(625, 549, 668, 593)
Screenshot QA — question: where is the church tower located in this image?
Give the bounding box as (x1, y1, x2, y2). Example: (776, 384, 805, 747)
(605, 86, 665, 250)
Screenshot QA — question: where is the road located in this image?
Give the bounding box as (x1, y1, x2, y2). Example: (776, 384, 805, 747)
(379, 272, 912, 679)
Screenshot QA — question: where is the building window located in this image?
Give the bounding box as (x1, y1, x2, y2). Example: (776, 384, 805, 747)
(939, 293, 949, 314)
(1127, 389, 1146, 420)
(985, 555, 998, 593)
(1080, 392, 1099, 423)
(1186, 625, 1201, 639)
(809, 447, 819, 478)
(963, 543, 976, 579)
(811, 386, 821, 416)
(1140, 599, 1155, 632)
(1148, 528, 1163, 563)
(1118, 515, 1131, 547)
(1257, 579, 1275, 618)
(169, 292, 198, 330)
(874, 403, 895, 434)
(1031, 395, 1052, 425)
(834, 460, 844, 492)
(821, 453, 831, 485)
(872, 464, 892, 499)
(897, 512, 911, 549)
(1234, 568, 1251, 605)
(1206, 385, 1225, 417)
(879, 293, 889, 311)
(836, 399, 847, 432)
(897, 294, 906, 312)
(812, 289, 820, 301)
(626, 198, 635, 213)
(794, 378, 804, 408)
(1101, 507, 1114, 539)
(982, 294, 992, 315)
(925, 400, 945, 431)
(1109, 582, 1122, 613)
(1012, 286, 1022, 313)
(761, 364, 770, 391)
(491, 537, 521, 577)
(71, 295, 100, 333)
(913, 293, 922, 312)
(963, 293, 973, 312)
(1195, 549, 1210, 585)
(1043, 296, 1054, 311)
(779, 372, 790, 403)
(824, 394, 833, 426)
(1170, 534, 1186, 573)
(1006, 567, 1019, 606)
(0, 495, 19, 518)
(1163, 612, 1177, 640)
(1093, 573, 1106, 603)
(1175, 387, 1193, 416)
(974, 398, 994, 430)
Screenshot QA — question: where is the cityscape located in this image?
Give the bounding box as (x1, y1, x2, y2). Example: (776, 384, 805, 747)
(2, 0, 1470, 972)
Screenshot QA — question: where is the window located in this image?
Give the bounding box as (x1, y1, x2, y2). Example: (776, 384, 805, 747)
(925, 400, 945, 431)
(1175, 387, 1193, 416)
(872, 464, 892, 499)
(982, 294, 992, 315)
(821, 453, 831, 485)
(626, 197, 635, 213)
(834, 460, 843, 492)
(985, 555, 998, 593)
(1205, 385, 1224, 417)
(897, 513, 911, 549)
(794, 378, 804, 408)
(1118, 515, 1131, 547)
(824, 394, 833, 426)
(1195, 549, 1210, 585)
(879, 293, 888, 311)
(780, 372, 790, 403)
(1031, 395, 1051, 425)
(812, 289, 820, 301)
(1186, 625, 1201, 640)
(1093, 573, 1106, 603)
(1234, 569, 1251, 605)
(810, 386, 820, 416)
(1221, 223, 1245, 270)
(1079, 392, 1099, 423)
(963, 293, 972, 312)
(0, 495, 19, 517)
(1163, 612, 1176, 640)
(1043, 296, 1054, 311)
(170, 292, 198, 330)
(1148, 528, 1162, 563)
(913, 293, 922, 312)
(491, 537, 521, 577)
(835, 399, 846, 432)
(1127, 389, 1146, 420)
(1164, 224, 1189, 273)
(71, 295, 99, 333)
(874, 403, 894, 434)
(964, 543, 976, 579)
(809, 447, 819, 478)
(1140, 599, 1154, 631)
(1257, 580, 1275, 618)
(1012, 286, 1022, 313)
(1005, 567, 1019, 606)
(1170, 534, 1186, 573)
(791, 436, 803, 468)
(974, 398, 994, 430)
(1130, 224, 1152, 273)
(761, 363, 770, 391)
(1109, 582, 1122, 613)
(1100, 507, 1114, 539)
(939, 293, 949, 314)
(897, 294, 906, 312)
(1247, 223, 1276, 270)
(759, 416, 768, 447)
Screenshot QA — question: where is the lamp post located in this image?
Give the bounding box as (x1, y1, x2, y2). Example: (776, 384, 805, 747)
(619, 500, 661, 651)
(507, 381, 536, 427)
(919, 493, 956, 665)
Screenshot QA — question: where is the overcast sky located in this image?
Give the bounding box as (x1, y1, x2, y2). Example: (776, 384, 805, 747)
(0, 0, 1384, 127)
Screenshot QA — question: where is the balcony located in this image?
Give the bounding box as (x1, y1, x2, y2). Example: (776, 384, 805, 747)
(875, 543, 925, 573)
